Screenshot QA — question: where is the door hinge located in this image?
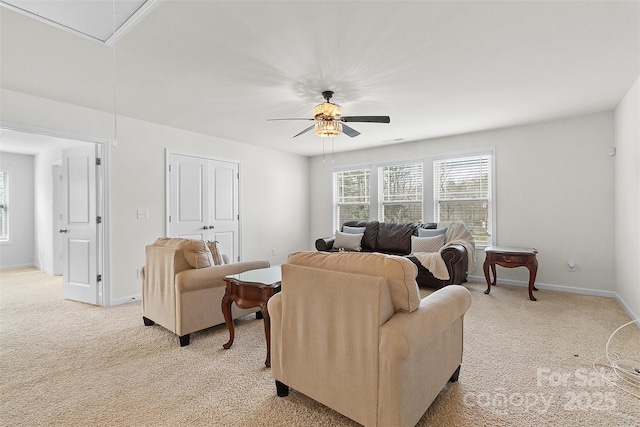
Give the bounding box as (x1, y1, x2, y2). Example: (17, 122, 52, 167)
(237, 256, 240, 262)
(96, 216, 102, 224)
(169, 215, 172, 222)
(168, 164, 172, 172)
(97, 274, 102, 282)
(96, 158, 102, 166)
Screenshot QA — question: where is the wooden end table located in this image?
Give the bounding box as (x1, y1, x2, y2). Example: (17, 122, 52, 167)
(483, 246, 539, 301)
(222, 265, 281, 367)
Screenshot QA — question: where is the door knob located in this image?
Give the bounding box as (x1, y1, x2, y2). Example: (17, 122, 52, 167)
(202, 226, 209, 230)
(209, 225, 215, 229)
(59, 228, 68, 233)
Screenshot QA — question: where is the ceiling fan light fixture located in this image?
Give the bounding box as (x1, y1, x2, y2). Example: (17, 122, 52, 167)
(314, 120, 343, 137)
(314, 102, 342, 120)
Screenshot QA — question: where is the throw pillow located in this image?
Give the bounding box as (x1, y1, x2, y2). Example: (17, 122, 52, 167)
(206, 241, 226, 265)
(342, 225, 366, 234)
(333, 231, 364, 251)
(411, 234, 445, 253)
(418, 227, 447, 238)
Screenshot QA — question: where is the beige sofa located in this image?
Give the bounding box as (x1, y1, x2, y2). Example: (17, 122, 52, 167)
(268, 251, 472, 427)
(141, 238, 270, 346)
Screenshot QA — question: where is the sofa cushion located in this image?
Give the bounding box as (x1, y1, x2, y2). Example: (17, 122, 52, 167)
(376, 222, 416, 255)
(343, 221, 379, 251)
(153, 238, 214, 269)
(286, 251, 421, 313)
(342, 225, 366, 234)
(411, 234, 445, 253)
(206, 241, 226, 265)
(333, 231, 364, 251)
(418, 227, 447, 238)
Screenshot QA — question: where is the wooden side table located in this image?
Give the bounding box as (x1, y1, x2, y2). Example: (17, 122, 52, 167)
(483, 246, 539, 301)
(222, 265, 281, 367)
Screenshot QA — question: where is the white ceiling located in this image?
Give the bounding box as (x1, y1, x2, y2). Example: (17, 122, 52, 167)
(1, 1, 638, 157)
(0, 0, 156, 43)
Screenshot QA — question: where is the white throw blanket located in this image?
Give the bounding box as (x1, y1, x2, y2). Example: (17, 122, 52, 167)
(413, 222, 476, 280)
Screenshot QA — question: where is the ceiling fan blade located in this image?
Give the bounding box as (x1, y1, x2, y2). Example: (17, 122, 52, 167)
(292, 125, 315, 138)
(267, 118, 314, 121)
(342, 124, 361, 138)
(341, 116, 391, 124)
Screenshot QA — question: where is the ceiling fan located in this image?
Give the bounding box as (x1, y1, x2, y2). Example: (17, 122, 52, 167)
(268, 91, 390, 138)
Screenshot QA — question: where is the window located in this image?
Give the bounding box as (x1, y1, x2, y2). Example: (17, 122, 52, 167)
(378, 163, 423, 223)
(433, 154, 493, 245)
(333, 168, 370, 228)
(0, 170, 8, 242)
(332, 152, 494, 246)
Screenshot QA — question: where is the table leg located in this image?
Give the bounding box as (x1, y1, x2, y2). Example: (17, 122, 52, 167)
(221, 292, 235, 349)
(527, 258, 539, 301)
(261, 301, 271, 368)
(483, 259, 492, 294)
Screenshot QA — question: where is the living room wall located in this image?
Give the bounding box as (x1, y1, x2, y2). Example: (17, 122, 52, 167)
(1, 89, 310, 305)
(309, 112, 616, 295)
(0, 152, 35, 269)
(614, 76, 640, 320)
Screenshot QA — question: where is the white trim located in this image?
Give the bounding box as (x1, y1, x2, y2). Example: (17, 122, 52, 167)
(614, 292, 639, 323)
(104, 0, 162, 47)
(0, 121, 111, 307)
(110, 293, 142, 306)
(1, 0, 162, 46)
(0, 263, 34, 270)
(467, 275, 637, 323)
(467, 275, 617, 298)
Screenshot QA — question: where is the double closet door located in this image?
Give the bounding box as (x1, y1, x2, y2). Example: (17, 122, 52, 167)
(167, 153, 240, 263)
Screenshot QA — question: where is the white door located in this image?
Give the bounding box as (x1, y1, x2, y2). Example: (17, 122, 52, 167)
(209, 160, 239, 263)
(61, 145, 100, 304)
(168, 153, 240, 261)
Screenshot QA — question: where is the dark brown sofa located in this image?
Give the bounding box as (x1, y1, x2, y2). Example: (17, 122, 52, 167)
(315, 221, 471, 289)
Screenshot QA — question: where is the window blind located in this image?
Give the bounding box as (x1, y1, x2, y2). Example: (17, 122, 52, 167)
(378, 163, 423, 223)
(334, 169, 370, 229)
(434, 155, 492, 244)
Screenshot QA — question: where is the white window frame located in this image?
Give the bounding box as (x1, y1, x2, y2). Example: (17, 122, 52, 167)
(332, 149, 495, 247)
(332, 166, 371, 230)
(430, 150, 495, 248)
(377, 162, 423, 223)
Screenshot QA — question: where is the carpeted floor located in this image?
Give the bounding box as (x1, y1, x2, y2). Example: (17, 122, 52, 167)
(1, 268, 638, 426)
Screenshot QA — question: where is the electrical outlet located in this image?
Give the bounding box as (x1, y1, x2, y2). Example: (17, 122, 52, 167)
(136, 269, 141, 278)
(272, 248, 276, 256)
(137, 209, 149, 220)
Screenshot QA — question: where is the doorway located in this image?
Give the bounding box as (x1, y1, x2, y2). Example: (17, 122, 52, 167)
(0, 125, 110, 306)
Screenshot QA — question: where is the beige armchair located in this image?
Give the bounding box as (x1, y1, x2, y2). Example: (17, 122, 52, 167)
(268, 251, 472, 427)
(141, 238, 269, 346)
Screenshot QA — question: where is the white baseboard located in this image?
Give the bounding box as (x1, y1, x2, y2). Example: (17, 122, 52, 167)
(467, 275, 618, 297)
(614, 292, 639, 323)
(466, 275, 636, 319)
(110, 294, 142, 306)
(0, 263, 35, 270)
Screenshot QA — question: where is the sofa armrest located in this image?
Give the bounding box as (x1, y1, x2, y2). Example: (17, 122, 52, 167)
(315, 237, 335, 251)
(441, 244, 469, 284)
(175, 259, 270, 293)
(379, 285, 471, 360)
(441, 244, 464, 265)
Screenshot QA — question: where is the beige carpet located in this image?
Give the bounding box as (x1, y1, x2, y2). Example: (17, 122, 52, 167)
(1, 268, 638, 427)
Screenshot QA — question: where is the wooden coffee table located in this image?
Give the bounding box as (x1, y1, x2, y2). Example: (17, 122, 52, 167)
(483, 246, 539, 301)
(222, 265, 281, 367)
